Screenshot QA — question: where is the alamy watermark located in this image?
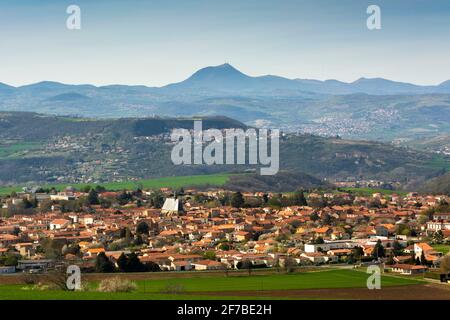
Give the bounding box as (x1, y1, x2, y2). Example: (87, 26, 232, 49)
(66, 265, 81, 290)
(366, 265, 381, 290)
(170, 121, 279, 175)
(66, 5, 81, 30)
(367, 5, 381, 30)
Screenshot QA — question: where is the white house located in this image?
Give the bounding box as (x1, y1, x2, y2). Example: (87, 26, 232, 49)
(49, 219, 71, 230)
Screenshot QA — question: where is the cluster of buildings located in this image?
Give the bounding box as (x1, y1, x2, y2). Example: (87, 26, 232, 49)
(0, 187, 449, 275)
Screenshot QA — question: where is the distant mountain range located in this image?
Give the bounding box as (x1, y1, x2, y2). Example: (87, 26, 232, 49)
(1, 64, 450, 143)
(2, 63, 450, 95)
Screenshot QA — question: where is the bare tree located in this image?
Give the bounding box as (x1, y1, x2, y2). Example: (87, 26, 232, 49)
(440, 254, 450, 274)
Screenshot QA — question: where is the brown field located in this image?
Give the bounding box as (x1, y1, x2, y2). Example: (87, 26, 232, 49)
(200, 284, 450, 300)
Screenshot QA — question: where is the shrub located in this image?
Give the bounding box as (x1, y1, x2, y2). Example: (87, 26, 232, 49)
(20, 274, 38, 285)
(159, 283, 186, 294)
(97, 277, 137, 293)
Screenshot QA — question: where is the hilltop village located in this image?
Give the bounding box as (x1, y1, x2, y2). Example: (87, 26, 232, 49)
(0, 186, 449, 275)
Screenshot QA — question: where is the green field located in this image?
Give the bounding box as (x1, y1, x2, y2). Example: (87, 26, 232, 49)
(339, 187, 407, 196)
(0, 142, 42, 159)
(426, 156, 450, 172)
(0, 269, 421, 300)
(0, 173, 232, 195)
(432, 244, 450, 255)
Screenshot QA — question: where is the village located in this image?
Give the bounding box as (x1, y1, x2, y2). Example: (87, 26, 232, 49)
(0, 186, 449, 277)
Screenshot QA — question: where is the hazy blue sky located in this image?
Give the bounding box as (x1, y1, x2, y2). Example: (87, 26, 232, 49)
(0, 0, 449, 86)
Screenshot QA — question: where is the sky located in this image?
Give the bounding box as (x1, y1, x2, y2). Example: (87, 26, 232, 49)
(0, 0, 449, 87)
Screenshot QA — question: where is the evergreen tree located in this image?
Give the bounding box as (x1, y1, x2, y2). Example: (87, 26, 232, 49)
(420, 250, 428, 266)
(95, 252, 115, 273)
(291, 189, 307, 206)
(433, 230, 444, 244)
(126, 252, 146, 272)
(136, 221, 150, 235)
(392, 241, 403, 256)
(230, 192, 245, 208)
(117, 252, 128, 272)
(372, 240, 385, 259)
(86, 189, 99, 205)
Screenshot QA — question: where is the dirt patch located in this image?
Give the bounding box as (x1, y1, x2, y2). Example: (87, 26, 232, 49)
(194, 284, 450, 300)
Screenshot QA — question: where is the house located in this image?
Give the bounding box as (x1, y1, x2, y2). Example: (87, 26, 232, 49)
(414, 243, 441, 263)
(14, 243, 35, 257)
(171, 260, 192, 271)
(427, 221, 450, 232)
(375, 226, 389, 237)
(80, 215, 94, 225)
(17, 259, 55, 272)
(314, 226, 333, 238)
(0, 266, 16, 274)
(0, 234, 19, 247)
(432, 212, 450, 221)
(234, 231, 251, 242)
(49, 219, 71, 230)
(191, 260, 224, 270)
(85, 247, 105, 257)
(300, 252, 327, 264)
(391, 264, 427, 275)
(161, 198, 184, 215)
(327, 249, 352, 257)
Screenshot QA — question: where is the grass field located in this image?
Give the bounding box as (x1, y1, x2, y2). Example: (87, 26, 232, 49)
(426, 156, 450, 172)
(0, 142, 42, 159)
(0, 269, 421, 300)
(432, 244, 450, 255)
(339, 187, 408, 196)
(0, 173, 232, 195)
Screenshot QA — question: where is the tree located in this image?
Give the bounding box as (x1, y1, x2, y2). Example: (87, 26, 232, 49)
(352, 246, 364, 261)
(440, 254, 450, 274)
(372, 240, 385, 259)
(230, 192, 245, 208)
(314, 237, 325, 244)
(40, 238, 63, 260)
(62, 244, 81, 256)
(203, 251, 216, 260)
(237, 259, 253, 276)
(291, 189, 307, 206)
(321, 213, 332, 225)
(219, 243, 230, 251)
(134, 234, 144, 246)
(116, 190, 132, 205)
(95, 252, 115, 273)
(310, 212, 320, 222)
(136, 221, 150, 235)
(45, 266, 71, 291)
(82, 185, 92, 193)
(149, 190, 165, 208)
(267, 196, 282, 208)
(125, 252, 146, 272)
(86, 189, 99, 205)
(0, 254, 19, 266)
(117, 253, 128, 272)
(433, 230, 444, 244)
(146, 261, 161, 272)
(283, 257, 297, 273)
(95, 185, 106, 193)
(392, 241, 403, 256)
(420, 250, 428, 266)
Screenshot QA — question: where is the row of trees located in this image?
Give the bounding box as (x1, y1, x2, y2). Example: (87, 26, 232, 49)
(225, 190, 308, 209)
(95, 252, 160, 273)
